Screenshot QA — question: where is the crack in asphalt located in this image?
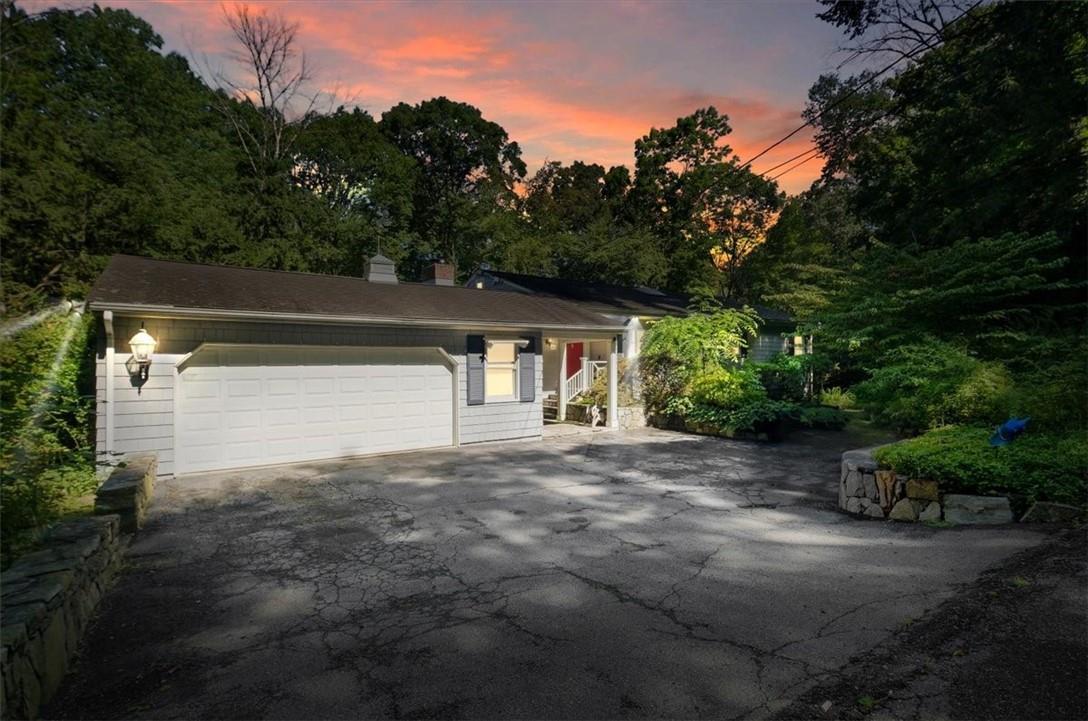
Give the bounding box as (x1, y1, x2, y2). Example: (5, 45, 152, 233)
(47, 427, 1044, 721)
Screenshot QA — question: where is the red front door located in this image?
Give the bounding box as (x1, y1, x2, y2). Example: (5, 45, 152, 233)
(566, 342, 583, 379)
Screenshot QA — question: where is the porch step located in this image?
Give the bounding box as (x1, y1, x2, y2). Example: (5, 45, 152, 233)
(543, 395, 558, 420)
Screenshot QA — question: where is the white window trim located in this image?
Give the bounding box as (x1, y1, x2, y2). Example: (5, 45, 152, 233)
(484, 338, 526, 403)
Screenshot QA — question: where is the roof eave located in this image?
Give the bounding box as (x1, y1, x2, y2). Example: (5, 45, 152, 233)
(87, 301, 627, 335)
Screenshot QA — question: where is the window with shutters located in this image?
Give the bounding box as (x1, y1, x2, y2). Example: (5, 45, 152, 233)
(485, 340, 519, 401)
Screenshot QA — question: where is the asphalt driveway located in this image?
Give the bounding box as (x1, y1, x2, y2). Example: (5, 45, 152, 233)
(48, 427, 1045, 720)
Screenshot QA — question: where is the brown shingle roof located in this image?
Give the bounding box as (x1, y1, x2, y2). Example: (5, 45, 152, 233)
(480, 270, 795, 324)
(88, 256, 624, 330)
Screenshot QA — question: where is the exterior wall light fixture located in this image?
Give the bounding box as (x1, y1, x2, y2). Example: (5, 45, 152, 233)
(127, 323, 157, 382)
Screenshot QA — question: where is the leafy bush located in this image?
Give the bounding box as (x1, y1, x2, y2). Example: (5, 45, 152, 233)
(1011, 340, 1088, 433)
(639, 308, 761, 417)
(854, 341, 1015, 433)
(798, 405, 849, 429)
(641, 308, 761, 380)
(1, 311, 97, 563)
(687, 398, 800, 434)
(820, 386, 856, 409)
(751, 353, 807, 402)
(639, 353, 688, 418)
(689, 366, 766, 407)
(874, 426, 1088, 506)
(580, 358, 637, 407)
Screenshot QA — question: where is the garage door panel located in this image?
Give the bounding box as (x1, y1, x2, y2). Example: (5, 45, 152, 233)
(226, 379, 261, 397)
(303, 378, 335, 395)
(176, 346, 454, 474)
(338, 377, 369, 394)
(225, 409, 261, 430)
(226, 441, 263, 461)
(183, 379, 220, 400)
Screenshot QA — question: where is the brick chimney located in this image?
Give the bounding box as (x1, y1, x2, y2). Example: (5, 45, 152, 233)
(423, 261, 455, 286)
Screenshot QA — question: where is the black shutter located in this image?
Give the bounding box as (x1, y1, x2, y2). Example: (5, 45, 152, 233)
(466, 335, 485, 406)
(518, 337, 536, 403)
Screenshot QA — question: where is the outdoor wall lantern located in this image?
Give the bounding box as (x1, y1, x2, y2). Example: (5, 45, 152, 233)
(127, 323, 157, 382)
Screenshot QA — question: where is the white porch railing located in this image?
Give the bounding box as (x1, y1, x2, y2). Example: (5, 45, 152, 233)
(565, 360, 608, 402)
(564, 368, 586, 401)
(588, 360, 607, 385)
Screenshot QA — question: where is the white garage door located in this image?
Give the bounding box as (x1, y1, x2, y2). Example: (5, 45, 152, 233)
(175, 345, 455, 475)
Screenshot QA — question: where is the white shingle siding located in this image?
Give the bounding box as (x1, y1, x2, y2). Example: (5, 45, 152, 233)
(749, 331, 790, 363)
(96, 316, 544, 476)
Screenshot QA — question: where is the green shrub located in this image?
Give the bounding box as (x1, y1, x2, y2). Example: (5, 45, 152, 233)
(874, 426, 1088, 506)
(820, 386, 856, 409)
(854, 341, 1015, 433)
(1, 310, 96, 563)
(689, 366, 766, 407)
(581, 358, 637, 407)
(687, 398, 800, 434)
(1011, 341, 1088, 432)
(639, 354, 689, 417)
(640, 308, 761, 377)
(752, 353, 807, 402)
(798, 405, 849, 430)
(639, 308, 760, 417)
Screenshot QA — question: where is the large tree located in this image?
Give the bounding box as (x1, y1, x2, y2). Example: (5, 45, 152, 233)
(759, 0, 1088, 376)
(0, 4, 245, 311)
(292, 108, 417, 276)
(632, 107, 783, 297)
(380, 97, 526, 278)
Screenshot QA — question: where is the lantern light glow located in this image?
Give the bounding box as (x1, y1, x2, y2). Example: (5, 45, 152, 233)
(128, 324, 157, 380)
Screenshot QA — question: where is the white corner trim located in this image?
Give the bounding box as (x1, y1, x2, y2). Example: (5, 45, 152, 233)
(103, 310, 115, 455)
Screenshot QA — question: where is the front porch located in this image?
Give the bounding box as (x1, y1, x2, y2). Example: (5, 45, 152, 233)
(541, 336, 622, 426)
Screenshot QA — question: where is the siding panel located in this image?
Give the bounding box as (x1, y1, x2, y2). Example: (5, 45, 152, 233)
(97, 317, 545, 475)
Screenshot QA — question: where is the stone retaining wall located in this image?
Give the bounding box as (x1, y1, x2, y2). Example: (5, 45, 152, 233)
(839, 447, 1013, 523)
(565, 404, 647, 430)
(94, 452, 157, 533)
(1, 515, 123, 720)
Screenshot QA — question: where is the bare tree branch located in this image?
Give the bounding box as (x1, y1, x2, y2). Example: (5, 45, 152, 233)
(206, 3, 325, 190)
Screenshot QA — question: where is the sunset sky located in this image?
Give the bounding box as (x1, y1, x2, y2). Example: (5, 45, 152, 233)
(70, 1, 850, 194)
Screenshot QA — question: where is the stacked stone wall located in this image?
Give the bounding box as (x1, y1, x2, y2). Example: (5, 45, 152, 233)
(839, 447, 1015, 524)
(1, 516, 123, 720)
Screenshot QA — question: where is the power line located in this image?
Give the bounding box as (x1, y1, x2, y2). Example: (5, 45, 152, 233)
(762, 5, 1044, 184)
(741, 0, 985, 184)
(756, 146, 822, 178)
(768, 152, 822, 182)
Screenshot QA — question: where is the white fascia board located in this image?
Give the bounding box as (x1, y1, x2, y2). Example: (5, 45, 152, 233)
(88, 302, 626, 334)
(176, 342, 462, 370)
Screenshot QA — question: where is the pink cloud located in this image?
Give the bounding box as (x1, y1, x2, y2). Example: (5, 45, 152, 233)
(31, 0, 828, 192)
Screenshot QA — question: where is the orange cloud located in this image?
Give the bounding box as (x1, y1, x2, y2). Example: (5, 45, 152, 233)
(36, 0, 830, 193)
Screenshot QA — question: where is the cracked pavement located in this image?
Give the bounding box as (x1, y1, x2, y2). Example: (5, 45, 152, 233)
(47, 427, 1047, 719)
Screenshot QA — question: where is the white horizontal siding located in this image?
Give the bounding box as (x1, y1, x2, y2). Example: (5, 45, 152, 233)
(97, 316, 547, 475)
(750, 332, 789, 363)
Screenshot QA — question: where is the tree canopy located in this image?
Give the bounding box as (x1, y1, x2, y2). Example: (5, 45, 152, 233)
(0, 3, 789, 312)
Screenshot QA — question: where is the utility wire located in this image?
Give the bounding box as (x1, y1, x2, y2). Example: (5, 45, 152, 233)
(763, 5, 1044, 183)
(756, 146, 823, 178)
(743, 0, 985, 183)
(769, 153, 823, 182)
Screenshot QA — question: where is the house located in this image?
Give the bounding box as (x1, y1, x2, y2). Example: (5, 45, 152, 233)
(88, 255, 626, 477)
(463, 268, 805, 419)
